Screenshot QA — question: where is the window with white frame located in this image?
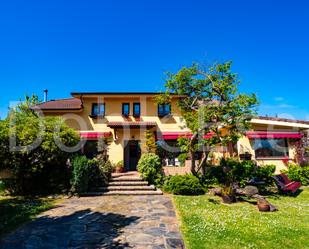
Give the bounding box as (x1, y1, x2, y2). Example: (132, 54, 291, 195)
(253, 138, 289, 158)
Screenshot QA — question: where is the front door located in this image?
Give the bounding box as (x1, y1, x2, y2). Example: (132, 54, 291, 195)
(124, 140, 141, 171)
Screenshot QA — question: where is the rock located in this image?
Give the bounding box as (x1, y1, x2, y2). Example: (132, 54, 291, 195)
(236, 186, 259, 197)
(166, 238, 185, 249)
(209, 187, 222, 196)
(254, 195, 278, 212)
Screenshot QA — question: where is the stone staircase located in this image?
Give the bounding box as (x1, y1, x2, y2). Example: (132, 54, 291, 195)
(87, 172, 163, 196)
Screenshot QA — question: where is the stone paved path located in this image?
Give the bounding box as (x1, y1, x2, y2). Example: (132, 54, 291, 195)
(0, 195, 185, 249)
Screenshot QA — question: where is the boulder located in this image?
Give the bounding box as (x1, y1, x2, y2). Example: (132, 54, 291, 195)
(235, 186, 259, 197)
(209, 187, 222, 196)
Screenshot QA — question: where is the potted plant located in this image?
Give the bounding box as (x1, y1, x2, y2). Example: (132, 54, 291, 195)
(114, 160, 124, 173)
(221, 185, 236, 204)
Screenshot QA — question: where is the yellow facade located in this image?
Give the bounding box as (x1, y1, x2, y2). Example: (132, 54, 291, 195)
(40, 92, 309, 172)
(43, 93, 188, 166)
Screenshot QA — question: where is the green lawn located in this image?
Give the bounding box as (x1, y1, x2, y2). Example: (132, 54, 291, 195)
(174, 187, 309, 249)
(0, 196, 59, 237)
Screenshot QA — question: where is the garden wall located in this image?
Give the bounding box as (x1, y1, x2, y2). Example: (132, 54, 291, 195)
(163, 160, 191, 175)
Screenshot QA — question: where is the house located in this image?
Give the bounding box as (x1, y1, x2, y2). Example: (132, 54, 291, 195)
(33, 92, 309, 173)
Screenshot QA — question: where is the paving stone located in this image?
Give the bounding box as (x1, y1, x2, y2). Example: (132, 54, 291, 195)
(126, 233, 155, 243)
(153, 245, 167, 249)
(0, 195, 185, 249)
(166, 238, 185, 249)
(144, 227, 167, 236)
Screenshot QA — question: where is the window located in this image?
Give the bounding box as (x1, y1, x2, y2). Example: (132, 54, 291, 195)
(158, 103, 171, 117)
(122, 103, 130, 117)
(254, 138, 289, 158)
(133, 103, 141, 117)
(92, 103, 105, 116)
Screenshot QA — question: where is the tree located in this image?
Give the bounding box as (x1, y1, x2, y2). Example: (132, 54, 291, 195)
(162, 61, 258, 177)
(145, 130, 157, 153)
(0, 95, 81, 195)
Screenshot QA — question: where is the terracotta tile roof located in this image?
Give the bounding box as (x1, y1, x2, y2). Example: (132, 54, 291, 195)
(257, 116, 309, 125)
(31, 98, 83, 110)
(107, 121, 157, 128)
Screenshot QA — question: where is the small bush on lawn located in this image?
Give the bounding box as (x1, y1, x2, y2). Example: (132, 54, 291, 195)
(218, 159, 256, 187)
(254, 164, 276, 186)
(281, 164, 309, 185)
(205, 159, 275, 188)
(163, 174, 205, 195)
(71, 155, 90, 194)
(137, 153, 162, 185)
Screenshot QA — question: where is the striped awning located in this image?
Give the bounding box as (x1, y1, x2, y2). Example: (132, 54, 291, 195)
(80, 131, 112, 139)
(159, 132, 214, 140)
(246, 131, 302, 139)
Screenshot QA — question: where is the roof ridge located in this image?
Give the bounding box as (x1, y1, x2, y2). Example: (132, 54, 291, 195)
(45, 97, 79, 102)
(257, 116, 309, 125)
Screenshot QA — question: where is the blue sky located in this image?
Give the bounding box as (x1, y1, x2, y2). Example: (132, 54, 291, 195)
(0, 0, 308, 120)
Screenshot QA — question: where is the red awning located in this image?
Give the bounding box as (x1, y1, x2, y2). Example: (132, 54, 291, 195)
(80, 131, 112, 139)
(246, 131, 302, 139)
(160, 132, 214, 140)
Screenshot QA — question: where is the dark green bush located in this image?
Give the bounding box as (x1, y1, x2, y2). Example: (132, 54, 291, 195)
(0, 180, 6, 194)
(0, 106, 80, 195)
(219, 159, 256, 187)
(254, 164, 276, 186)
(88, 155, 113, 188)
(205, 159, 275, 188)
(163, 174, 205, 195)
(70, 155, 90, 194)
(281, 164, 309, 185)
(204, 166, 224, 185)
(70, 154, 113, 194)
(137, 153, 162, 185)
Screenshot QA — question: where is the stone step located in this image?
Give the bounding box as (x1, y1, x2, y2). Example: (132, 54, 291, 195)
(111, 177, 143, 182)
(102, 190, 163, 196)
(99, 185, 156, 191)
(82, 190, 163, 196)
(109, 181, 149, 186)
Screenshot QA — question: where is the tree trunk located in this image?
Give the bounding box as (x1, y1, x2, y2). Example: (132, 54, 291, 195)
(190, 150, 197, 176)
(196, 149, 209, 177)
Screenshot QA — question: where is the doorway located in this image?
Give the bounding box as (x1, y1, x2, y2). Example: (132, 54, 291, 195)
(124, 140, 141, 171)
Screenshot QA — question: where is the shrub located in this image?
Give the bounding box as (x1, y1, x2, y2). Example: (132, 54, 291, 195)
(163, 174, 205, 195)
(178, 153, 187, 166)
(254, 164, 276, 186)
(0, 111, 80, 195)
(70, 155, 90, 194)
(0, 180, 6, 194)
(219, 159, 256, 187)
(204, 166, 224, 185)
(281, 164, 309, 185)
(88, 155, 113, 188)
(206, 159, 275, 188)
(137, 153, 162, 185)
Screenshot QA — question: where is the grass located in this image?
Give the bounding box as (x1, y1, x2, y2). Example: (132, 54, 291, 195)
(174, 187, 309, 249)
(0, 196, 59, 237)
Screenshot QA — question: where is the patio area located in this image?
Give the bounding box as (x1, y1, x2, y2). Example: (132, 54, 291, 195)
(0, 195, 184, 249)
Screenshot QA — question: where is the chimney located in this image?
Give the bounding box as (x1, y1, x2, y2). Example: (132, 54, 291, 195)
(43, 89, 48, 102)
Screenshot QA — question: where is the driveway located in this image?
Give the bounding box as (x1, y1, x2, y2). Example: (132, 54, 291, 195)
(0, 195, 185, 249)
